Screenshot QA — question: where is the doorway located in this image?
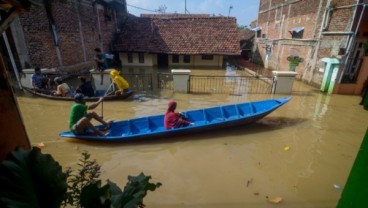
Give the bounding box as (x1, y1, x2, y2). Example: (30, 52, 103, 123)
(157, 53, 168, 69)
(342, 39, 366, 83)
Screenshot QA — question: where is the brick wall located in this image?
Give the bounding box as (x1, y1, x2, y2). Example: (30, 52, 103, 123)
(255, 0, 357, 87)
(15, 0, 127, 73)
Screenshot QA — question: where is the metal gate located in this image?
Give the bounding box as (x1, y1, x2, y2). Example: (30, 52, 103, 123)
(188, 75, 274, 94)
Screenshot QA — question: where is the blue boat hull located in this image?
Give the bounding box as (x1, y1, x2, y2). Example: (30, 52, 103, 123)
(59, 97, 291, 141)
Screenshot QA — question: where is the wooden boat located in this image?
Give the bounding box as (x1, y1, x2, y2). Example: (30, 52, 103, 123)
(22, 86, 133, 101)
(59, 97, 291, 141)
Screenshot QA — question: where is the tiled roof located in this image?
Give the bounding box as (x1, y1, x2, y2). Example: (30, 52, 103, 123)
(239, 28, 255, 40)
(113, 14, 241, 55)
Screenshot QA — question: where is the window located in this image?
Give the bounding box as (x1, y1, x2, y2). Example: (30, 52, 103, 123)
(290, 27, 304, 39)
(250, 26, 262, 38)
(127, 53, 133, 63)
(202, 55, 213, 60)
(183, 55, 191, 63)
(257, 30, 262, 38)
(172, 55, 179, 63)
(138, 53, 144, 63)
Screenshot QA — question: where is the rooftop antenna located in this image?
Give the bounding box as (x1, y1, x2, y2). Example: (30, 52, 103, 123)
(228, 5, 233, 17)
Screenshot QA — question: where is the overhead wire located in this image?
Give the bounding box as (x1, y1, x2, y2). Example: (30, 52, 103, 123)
(127, 3, 191, 14)
(127, 3, 160, 13)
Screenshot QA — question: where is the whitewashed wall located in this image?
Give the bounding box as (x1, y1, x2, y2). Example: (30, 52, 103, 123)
(120, 53, 224, 68)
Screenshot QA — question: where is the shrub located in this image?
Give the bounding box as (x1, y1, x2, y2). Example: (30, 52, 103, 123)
(0, 147, 162, 208)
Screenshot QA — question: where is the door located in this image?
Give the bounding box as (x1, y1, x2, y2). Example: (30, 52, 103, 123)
(157, 53, 168, 68)
(343, 39, 365, 83)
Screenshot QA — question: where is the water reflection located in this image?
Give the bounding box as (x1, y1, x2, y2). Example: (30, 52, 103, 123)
(15, 69, 368, 207)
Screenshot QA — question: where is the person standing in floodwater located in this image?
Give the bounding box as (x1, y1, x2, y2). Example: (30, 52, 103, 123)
(94, 48, 107, 85)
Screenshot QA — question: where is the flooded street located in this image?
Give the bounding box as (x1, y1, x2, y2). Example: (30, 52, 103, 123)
(16, 79, 367, 208)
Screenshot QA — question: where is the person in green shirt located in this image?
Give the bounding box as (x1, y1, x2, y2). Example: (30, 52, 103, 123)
(69, 93, 111, 136)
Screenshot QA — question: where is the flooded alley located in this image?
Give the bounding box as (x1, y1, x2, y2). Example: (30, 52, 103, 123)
(16, 80, 367, 208)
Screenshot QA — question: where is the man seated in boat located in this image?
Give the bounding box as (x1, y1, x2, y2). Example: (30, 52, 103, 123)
(53, 77, 71, 97)
(164, 101, 194, 130)
(109, 69, 131, 95)
(69, 93, 111, 136)
(31, 66, 50, 93)
(76, 76, 95, 97)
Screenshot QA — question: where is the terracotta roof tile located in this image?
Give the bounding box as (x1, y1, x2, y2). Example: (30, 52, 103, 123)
(113, 14, 241, 55)
(239, 28, 255, 40)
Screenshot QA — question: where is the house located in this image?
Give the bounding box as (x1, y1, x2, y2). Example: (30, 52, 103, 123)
(239, 28, 255, 60)
(2, 0, 128, 74)
(112, 14, 241, 69)
(255, 0, 368, 94)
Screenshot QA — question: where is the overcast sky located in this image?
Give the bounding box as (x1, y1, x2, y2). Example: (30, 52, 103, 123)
(126, 0, 259, 26)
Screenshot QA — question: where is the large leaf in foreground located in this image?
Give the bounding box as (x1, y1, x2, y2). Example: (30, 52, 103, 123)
(0, 147, 67, 208)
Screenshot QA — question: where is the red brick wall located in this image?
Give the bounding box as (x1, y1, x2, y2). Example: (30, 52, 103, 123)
(256, 0, 357, 86)
(17, 0, 127, 72)
(19, 4, 59, 68)
(259, 0, 270, 11)
(328, 7, 354, 31)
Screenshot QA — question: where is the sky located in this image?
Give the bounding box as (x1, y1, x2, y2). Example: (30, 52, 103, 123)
(126, 0, 259, 26)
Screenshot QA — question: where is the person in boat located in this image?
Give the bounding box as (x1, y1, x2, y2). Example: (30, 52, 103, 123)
(31, 66, 50, 93)
(109, 69, 131, 95)
(69, 93, 111, 136)
(164, 101, 193, 130)
(53, 77, 71, 97)
(94, 48, 107, 85)
(76, 76, 95, 97)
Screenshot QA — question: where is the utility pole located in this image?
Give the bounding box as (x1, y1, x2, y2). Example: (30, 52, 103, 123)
(185, 0, 187, 14)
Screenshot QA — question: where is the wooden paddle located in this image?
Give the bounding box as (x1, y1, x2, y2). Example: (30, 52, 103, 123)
(101, 82, 114, 118)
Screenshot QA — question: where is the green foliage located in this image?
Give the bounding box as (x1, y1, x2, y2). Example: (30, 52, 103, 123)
(79, 175, 162, 208)
(0, 147, 67, 208)
(62, 151, 101, 207)
(364, 42, 368, 56)
(287, 55, 304, 65)
(63, 151, 162, 208)
(237, 24, 248, 31)
(0, 148, 162, 208)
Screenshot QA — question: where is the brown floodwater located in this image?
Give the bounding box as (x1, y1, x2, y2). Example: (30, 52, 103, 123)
(15, 77, 368, 208)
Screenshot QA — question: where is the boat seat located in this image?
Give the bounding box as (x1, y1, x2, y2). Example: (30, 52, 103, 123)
(204, 107, 223, 123)
(222, 105, 239, 120)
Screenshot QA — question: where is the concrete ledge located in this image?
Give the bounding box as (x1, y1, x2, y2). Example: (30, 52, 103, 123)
(171, 69, 191, 74)
(272, 71, 298, 77)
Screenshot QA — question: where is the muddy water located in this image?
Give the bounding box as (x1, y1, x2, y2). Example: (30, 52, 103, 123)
(16, 79, 367, 208)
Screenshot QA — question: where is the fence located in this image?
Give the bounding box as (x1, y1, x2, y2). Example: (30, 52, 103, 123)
(188, 75, 274, 94)
(121, 73, 153, 91)
(157, 72, 173, 90)
(115, 73, 274, 94)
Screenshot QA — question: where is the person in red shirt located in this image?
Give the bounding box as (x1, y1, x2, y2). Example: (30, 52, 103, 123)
(164, 101, 193, 130)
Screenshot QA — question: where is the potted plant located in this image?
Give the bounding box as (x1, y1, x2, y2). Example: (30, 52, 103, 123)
(287, 55, 304, 71)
